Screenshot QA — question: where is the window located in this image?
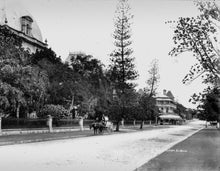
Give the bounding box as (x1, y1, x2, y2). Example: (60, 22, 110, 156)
(26, 47, 31, 54)
(21, 16, 33, 36)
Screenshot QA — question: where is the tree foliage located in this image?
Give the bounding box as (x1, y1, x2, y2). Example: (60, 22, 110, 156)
(109, 0, 138, 91)
(0, 27, 49, 118)
(32, 48, 75, 107)
(145, 59, 160, 97)
(197, 87, 220, 121)
(136, 59, 160, 128)
(69, 53, 113, 117)
(138, 94, 157, 120)
(38, 104, 71, 119)
(169, 1, 220, 122)
(169, 1, 220, 86)
(174, 102, 187, 119)
(31, 46, 114, 119)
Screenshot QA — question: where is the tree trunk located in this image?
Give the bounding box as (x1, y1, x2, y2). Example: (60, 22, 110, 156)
(16, 103, 20, 118)
(155, 116, 158, 126)
(69, 94, 74, 113)
(115, 121, 120, 132)
(140, 120, 144, 129)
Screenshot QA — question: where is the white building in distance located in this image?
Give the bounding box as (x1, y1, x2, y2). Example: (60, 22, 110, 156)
(156, 89, 176, 115)
(156, 90, 183, 124)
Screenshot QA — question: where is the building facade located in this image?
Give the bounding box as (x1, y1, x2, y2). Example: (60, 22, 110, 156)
(156, 89, 176, 115)
(156, 90, 183, 124)
(0, 0, 47, 53)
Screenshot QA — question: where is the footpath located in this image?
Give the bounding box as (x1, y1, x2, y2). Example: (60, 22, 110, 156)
(0, 128, 91, 146)
(136, 127, 220, 171)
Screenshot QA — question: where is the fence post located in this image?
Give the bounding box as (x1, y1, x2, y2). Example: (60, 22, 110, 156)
(47, 115, 53, 133)
(0, 117, 2, 135)
(79, 117, 84, 131)
(218, 115, 220, 129)
(205, 121, 208, 128)
(121, 118, 124, 128)
(217, 122, 220, 129)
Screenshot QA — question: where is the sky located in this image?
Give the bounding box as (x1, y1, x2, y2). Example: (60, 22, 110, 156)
(15, 0, 212, 108)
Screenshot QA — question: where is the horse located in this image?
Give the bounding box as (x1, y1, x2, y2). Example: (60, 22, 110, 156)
(89, 122, 105, 135)
(90, 121, 114, 135)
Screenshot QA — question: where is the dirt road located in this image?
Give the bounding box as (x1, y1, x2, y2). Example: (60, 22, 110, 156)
(0, 120, 205, 171)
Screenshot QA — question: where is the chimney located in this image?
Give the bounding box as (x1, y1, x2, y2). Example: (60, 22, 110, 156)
(163, 89, 166, 95)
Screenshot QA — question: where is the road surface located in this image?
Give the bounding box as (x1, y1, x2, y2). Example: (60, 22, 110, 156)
(0, 120, 204, 171)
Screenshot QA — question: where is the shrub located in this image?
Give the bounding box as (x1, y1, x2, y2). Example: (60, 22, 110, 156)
(38, 104, 70, 119)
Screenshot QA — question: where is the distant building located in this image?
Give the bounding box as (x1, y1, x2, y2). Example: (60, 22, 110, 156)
(65, 51, 86, 64)
(156, 90, 183, 124)
(156, 89, 176, 114)
(0, 0, 47, 53)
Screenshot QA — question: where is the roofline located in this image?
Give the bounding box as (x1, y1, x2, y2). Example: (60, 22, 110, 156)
(156, 98, 173, 101)
(156, 95, 173, 98)
(0, 24, 47, 49)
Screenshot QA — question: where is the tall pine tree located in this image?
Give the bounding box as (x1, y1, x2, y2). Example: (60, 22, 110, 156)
(109, 0, 138, 131)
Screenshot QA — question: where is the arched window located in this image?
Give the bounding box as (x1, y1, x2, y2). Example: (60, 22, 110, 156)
(26, 47, 31, 54)
(21, 16, 33, 36)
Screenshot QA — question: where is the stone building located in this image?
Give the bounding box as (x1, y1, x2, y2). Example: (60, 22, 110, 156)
(0, 0, 47, 53)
